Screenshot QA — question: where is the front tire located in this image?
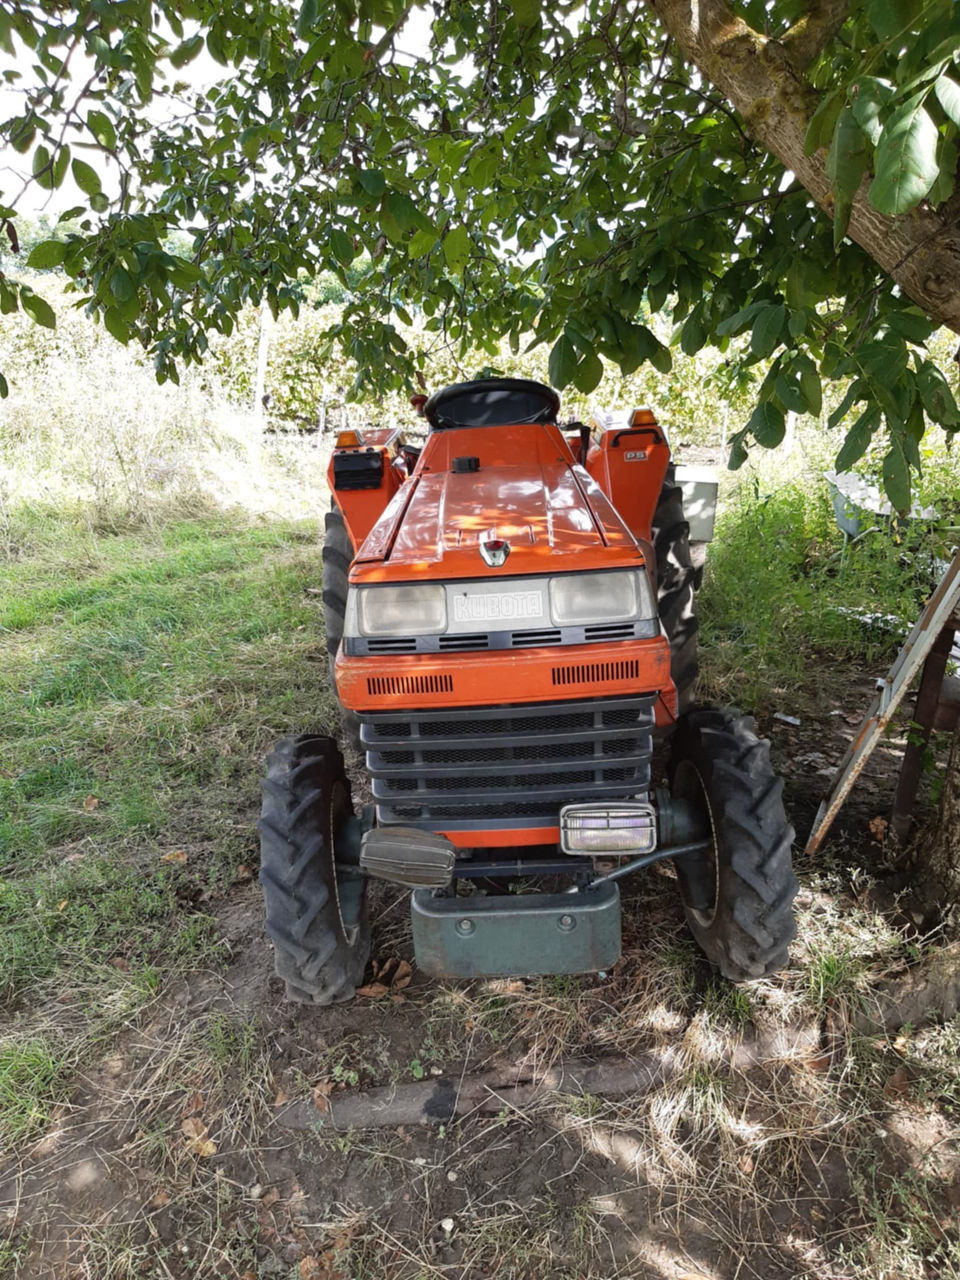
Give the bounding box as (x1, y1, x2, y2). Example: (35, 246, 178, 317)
(652, 479, 699, 715)
(259, 735, 370, 1004)
(322, 508, 362, 753)
(669, 708, 797, 981)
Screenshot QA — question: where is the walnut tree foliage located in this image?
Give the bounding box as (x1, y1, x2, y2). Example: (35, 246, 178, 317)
(2, 0, 960, 510)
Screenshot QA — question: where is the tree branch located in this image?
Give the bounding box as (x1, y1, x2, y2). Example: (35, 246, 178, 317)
(644, 0, 960, 335)
(780, 0, 851, 71)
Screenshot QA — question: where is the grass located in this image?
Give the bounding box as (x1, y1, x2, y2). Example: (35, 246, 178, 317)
(0, 512, 335, 875)
(698, 447, 960, 711)
(0, 508, 340, 1168)
(0, 1040, 70, 1148)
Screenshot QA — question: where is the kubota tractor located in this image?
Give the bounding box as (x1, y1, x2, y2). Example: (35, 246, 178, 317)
(259, 378, 797, 1003)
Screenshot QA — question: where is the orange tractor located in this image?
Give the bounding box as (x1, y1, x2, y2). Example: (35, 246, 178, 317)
(259, 379, 797, 1003)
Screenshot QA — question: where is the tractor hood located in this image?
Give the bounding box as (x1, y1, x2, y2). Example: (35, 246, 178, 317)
(353, 423, 642, 582)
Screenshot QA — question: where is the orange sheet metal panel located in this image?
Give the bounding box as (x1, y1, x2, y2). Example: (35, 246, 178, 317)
(586, 421, 670, 545)
(446, 825, 561, 849)
(336, 637, 672, 713)
(327, 446, 404, 550)
(351, 421, 645, 582)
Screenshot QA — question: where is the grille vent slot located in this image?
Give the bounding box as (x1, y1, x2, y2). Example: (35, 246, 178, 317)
(552, 660, 640, 687)
(439, 633, 489, 651)
(584, 622, 635, 641)
(367, 673, 454, 697)
(367, 637, 417, 653)
(511, 628, 562, 647)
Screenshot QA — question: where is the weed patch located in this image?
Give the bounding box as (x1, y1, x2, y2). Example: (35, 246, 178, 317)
(0, 1039, 70, 1148)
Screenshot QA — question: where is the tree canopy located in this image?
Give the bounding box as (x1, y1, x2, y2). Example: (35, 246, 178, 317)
(2, 0, 960, 508)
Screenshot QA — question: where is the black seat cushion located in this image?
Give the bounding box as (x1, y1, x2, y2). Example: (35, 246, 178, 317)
(424, 378, 560, 429)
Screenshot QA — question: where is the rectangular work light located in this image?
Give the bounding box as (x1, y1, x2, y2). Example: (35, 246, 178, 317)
(560, 801, 657, 855)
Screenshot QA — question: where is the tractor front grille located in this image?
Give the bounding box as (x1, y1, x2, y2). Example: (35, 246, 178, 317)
(359, 695, 656, 830)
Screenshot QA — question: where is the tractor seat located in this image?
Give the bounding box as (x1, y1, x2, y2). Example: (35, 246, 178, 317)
(424, 378, 560, 429)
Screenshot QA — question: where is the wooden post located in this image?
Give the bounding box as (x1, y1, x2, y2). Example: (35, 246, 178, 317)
(253, 305, 272, 424)
(891, 621, 957, 842)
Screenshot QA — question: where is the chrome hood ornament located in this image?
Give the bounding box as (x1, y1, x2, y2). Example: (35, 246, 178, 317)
(479, 532, 511, 568)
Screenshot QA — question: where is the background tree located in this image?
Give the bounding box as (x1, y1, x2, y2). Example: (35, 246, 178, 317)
(2, 0, 959, 508)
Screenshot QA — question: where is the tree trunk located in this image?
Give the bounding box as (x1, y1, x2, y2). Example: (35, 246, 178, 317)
(925, 725, 960, 900)
(646, 0, 960, 336)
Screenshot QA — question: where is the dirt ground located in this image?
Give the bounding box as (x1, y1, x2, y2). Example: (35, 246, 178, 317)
(3, 677, 960, 1279)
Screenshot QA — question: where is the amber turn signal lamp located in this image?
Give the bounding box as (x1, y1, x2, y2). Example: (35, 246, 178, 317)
(335, 429, 364, 448)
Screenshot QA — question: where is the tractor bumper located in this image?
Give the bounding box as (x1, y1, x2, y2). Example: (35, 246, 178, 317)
(411, 881, 621, 979)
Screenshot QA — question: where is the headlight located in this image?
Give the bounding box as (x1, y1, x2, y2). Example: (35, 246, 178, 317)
(549, 570, 653, 626)
(356, 583, 446, 636)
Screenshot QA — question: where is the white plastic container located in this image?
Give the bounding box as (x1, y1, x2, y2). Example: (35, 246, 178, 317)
(674, 465, 719, 542)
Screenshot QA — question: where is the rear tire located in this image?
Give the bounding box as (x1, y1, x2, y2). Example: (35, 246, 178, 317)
(669, 708, 797, 981)
(259, 735, 369, 1004)
(652, 480, 698, 715)
(322, 508, 362, 754)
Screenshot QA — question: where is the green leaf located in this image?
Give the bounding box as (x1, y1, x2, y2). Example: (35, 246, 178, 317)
(716, 301, 767, 338)
(170, 34, 204, 68)
(386, 192, 428, 233)
(71, 158, 101, 196)
(775, 373, 807, 415)
(851, 77, 893, 147)
(649, 341, 672, 375)
(442, 224, 470, 273)
(86, 109, 116, 150)
(882, 439, 911, 514)
(866, 0, 921, 41)
(19, 288, 55, 329)
(746, 401, 785, 448)
(408, 228, 438, 257)
(512, 0, 540, 25)
(868, 93, 939, 215)
(935, 74, 960, 127)
(0, 372, 7, 398)
(0, 278, 18, 315)
(548, 334, 577, 388)
(10, 120, 36, 155)
(750, 304, 786, 359)
(857, 336, 909, 384)
(826, 108, 870, 247)
(798, 359, 822, 417)
(680, 310, 706, 356)
(616, 323, 658, 376)
(917, 360, 960, 426)
(297, 0, 318, 38)
(835, 406, 879, 471)
(927, 133, 957, 207)
(805, 91, 844, 156)
(727, 432, 749, 470)
(26, 239, 66, 269)
(110, 267, 135, 302)
(357, 169, 386, 198)
(886, 307, 935, 343)
(166, 258, 202, 288)
(330, 228, 355, 266)
(103, 306, 130, 343)
(90, 192, 109, 213)
(829, 384, 865, 430)
(573, 347, 604, 395)
(32, 144, 52, 189)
